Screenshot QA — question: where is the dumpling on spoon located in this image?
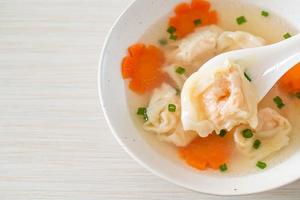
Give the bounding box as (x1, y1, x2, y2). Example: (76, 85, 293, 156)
(181, 60, 258, 137)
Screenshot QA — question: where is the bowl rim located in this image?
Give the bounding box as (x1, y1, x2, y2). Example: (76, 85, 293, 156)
(98, 0, 300, 196)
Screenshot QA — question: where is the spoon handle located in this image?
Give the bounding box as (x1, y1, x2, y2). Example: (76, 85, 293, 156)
(245, 34, 300, 101)
(256, 52, 300, 101)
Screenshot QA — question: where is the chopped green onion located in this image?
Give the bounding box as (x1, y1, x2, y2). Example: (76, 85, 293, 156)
(159, 39, 168, 46)
(137, 107, 148, 122)
(256, 161, 267, 169)
(242, 129, 253, 139)
(137, 107, 147, 115)
(168, 104, 177, 112)
(261, 10, 269, 17)
(244, 72, 252, 82)
(175, 66, 186, 75)
(253, 139, 261, 149)
(167, 26, 177, 41)
(167, 26, 176, 34)
(283, 33, 292, 39)
(219, 164, 228, 172)
(194, 19, 202, 26)
(236, 16, 247, 25)
(219, 129, 228, 137)
(273, 96, 285, 109)
(296, 92, 300, 99)
(169, 34, 177, 41)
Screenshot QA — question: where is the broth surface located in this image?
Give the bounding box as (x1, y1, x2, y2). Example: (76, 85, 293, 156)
(125, 0, 299, 175)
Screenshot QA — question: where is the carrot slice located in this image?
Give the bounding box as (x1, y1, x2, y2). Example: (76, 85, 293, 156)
(179, 133, 233, 170)
(279, 63, 300, 93)
(122, 56, 136, 78)
(208, 10, 218, 24)
(128, 43, 145, 57)
(175, 3, 190, 15)
(168, 0, 218, 38)
(121, 44, 165, 94)
(191, 0, 211, 11)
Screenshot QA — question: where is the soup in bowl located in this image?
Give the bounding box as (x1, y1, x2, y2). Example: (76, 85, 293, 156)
(99, 0, 300, 195)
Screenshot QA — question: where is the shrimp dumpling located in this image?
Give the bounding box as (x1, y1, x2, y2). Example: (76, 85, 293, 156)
(181, 60, 258, 137)
(217, 31, 266, 53)
(167, 25, 223, 72)
(144, 83, 197, 146)
(144, 84, 179, 133)
(234, 108, 291, 160)
(158, 124, 198, 147)
(256, 108, 291, 138)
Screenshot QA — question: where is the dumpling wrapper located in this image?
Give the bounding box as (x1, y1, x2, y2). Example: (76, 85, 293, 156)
(158, 123, 198, 147)
(234, 108, 291, 160)
(181, 60, 258, 137)
(163, 64, 187, 90)
(144, 83, 197, 146)
(217, 31, 266, 53)
(167, 25, 223, 73)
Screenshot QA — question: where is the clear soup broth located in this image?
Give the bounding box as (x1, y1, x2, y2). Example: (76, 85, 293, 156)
(123, 0, 299, 175)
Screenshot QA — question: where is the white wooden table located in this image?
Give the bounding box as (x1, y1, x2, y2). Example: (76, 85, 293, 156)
(0, 0, 300, 199)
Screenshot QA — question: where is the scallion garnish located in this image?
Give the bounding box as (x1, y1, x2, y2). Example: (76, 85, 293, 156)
(167, 26, 177, 34)
(169, 34, 177, 41)
(219, 164, 228, 172)
(159, 39, 168, 46)
(137, 107, 147, 115)
(273, 96, 285, 109)
(242, 129, 253, 139)
(244, 72, 252, 82)
(219, 129, 228, 137)
(283, 33, 292, 39)
(296, 92, 300, 99)
(175, 66, 186, 75)
(167, 26, 177, 41)
(168, 104, 177, 112)
(137, 107, 148, 122)
(194, 19, 202, 26)
(261, 10, 269, 17)
(253, 139, 261, 149)
(236, 16, 247, 25)
(256, 161, 267, 169)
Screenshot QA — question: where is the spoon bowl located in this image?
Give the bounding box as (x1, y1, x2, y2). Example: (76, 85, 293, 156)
(198, 34, 300, 101)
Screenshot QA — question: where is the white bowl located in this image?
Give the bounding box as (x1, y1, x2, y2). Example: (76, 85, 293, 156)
(99, 0, 300, 195)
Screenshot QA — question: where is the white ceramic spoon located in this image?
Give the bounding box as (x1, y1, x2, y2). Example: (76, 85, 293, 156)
(199, 34, 300, 102)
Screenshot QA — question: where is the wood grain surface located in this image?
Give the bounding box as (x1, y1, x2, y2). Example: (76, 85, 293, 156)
(0, 0, 300, 199)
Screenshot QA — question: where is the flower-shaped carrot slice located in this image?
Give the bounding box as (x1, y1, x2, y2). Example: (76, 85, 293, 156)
(179, 133, 233, 170)
(168, 0, 218, 39)
(279, 63, 300, 94)
(121, 44, 165, 94)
